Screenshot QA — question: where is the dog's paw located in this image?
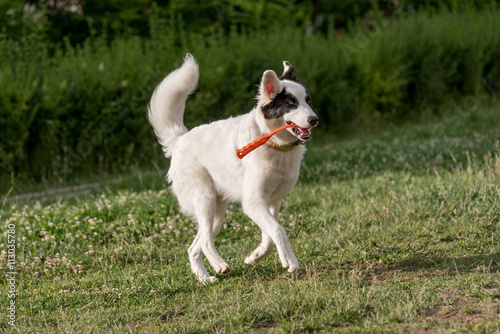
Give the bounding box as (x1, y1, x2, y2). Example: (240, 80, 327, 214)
(244, 255, 257, 268)
(216, 264, 231, 275)
(281, 253, 300, 273)
(198, 275, 219, 284)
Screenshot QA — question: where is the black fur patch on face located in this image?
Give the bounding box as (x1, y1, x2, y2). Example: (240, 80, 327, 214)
(305, 95, 312, 107)
(261, 88, 299, 119)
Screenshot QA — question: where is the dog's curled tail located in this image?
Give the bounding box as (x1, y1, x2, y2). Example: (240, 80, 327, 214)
(148, 54, 199, 158)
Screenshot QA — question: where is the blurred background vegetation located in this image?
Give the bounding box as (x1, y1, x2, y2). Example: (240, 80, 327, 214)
(0, 0, 499, 185)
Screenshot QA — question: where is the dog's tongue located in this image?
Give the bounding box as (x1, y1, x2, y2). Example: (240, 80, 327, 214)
(296, 126, 310, 138)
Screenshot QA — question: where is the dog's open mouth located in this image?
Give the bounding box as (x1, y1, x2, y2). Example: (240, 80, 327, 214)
(286, 121, 311, 140)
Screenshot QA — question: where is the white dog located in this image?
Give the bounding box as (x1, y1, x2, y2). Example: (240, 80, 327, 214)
(148, 54, 318, 283)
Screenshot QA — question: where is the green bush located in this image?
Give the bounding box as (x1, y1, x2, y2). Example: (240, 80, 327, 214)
(399, 0, 499, 12)
(0, 10, 498, 182)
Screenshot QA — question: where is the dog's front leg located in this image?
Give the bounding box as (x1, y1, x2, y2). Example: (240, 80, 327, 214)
(242, 198, 300, 272)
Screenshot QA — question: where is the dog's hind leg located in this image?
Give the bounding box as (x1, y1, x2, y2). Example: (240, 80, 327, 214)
(178, 168, 230, 283)
(212, 197, 228, 237)
(188, 204, 231, 282)
(188, 231, 217, 283)
(244, 200, 279, 267)
(195, 199, 231, 277)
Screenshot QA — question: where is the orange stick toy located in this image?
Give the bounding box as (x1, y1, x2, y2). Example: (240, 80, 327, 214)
(236, 123, 296, 159)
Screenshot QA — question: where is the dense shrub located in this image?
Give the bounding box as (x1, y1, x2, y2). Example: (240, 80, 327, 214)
(3, 0, 499, 45)
(0, 10, 498, 181)
(400, 0, 499, 12)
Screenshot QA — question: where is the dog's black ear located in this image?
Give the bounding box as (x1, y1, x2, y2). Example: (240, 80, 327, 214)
(260, 70, 282, 100)
(279, 61, 300, 83)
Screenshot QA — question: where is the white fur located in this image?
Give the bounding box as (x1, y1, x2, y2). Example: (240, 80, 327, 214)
(148, 54, 317, 283)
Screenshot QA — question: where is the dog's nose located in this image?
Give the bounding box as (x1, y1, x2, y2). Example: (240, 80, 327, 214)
(308, 115, 319, 127)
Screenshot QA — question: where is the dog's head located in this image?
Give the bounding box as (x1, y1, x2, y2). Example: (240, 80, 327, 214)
(257, 61, 318, 142)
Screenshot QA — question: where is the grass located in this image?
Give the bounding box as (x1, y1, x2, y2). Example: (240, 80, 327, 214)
(1, 103, 499, 333)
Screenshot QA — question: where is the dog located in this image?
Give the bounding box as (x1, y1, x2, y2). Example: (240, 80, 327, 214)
(148, 54, 318, 282)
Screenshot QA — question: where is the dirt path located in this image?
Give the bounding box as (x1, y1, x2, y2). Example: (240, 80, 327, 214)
(5, 182, 101, 204)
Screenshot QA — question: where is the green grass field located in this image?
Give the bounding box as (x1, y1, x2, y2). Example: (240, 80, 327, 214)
(1, 104, 499, 333)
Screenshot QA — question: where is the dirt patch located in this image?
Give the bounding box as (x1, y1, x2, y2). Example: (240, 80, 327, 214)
(359, 263, 444, 283)
(252, 319, 279, 333)
(401, 297, 499, 334)
(401, 326, 437, 334)
(425, 294, 499, 325)
(157, 310, 185, 322)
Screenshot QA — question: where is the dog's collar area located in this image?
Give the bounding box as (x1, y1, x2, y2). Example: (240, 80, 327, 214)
(265, 138, 305, 151)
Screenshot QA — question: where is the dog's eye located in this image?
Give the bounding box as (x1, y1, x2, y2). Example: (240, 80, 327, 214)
(306, 96, 312, 106)
(288, 99, 296, 106)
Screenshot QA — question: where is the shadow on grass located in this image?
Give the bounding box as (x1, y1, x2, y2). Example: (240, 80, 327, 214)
(188, 250, 500, 285)
(357, 252, 500, 283)
(397, 252, 499, 272)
